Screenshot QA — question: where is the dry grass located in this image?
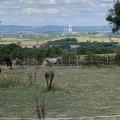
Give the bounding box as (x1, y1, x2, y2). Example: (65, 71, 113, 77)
(0, 66, 120, 119)
(28, 71, 37, 85)
(0, 34, 112, 46)
(35, 96, 46, 119)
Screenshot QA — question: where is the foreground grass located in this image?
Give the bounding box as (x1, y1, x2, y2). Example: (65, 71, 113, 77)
(0, 66, 120, 119)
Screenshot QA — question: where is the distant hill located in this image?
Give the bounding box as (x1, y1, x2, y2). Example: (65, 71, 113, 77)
(0, 25, 110, 35)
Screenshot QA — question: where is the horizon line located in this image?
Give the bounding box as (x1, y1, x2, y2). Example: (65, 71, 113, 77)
(0, 24, 109, 27)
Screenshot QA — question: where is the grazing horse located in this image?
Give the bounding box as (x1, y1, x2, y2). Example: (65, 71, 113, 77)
(13, 58, 24, 68)
(43, 57, 62, 66)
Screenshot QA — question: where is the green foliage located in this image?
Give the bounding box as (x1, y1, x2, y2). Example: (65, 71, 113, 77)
(106, 0, 120, 33)
(115, 48, 120, 64)
(77, 41, 115, 55)
(36, 46, 62, 61)
(36, 49, 47, 61)
(0, 44, 63, 63)
(62, 52, 76, 61)
(46, 46, 62, 57)
(44, 38, 116, 55)
(0, 43, 24, 62)
(43, 38, 78, 49)
(0, 38, 118, 64)
(77, 47, 114, 55)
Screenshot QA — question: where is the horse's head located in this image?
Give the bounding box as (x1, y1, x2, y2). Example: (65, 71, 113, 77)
(57, 57, 62, 60)
(45, 58, 49, 62)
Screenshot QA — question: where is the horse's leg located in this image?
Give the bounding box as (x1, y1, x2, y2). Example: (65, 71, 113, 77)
(6, 61, 9, 67)
(47, 79, 49, 87)
(45, 72, 49, 87)
(48, 72, 54, 91)
(9, 61, 13, 70)
(9, 65, 13, 69)
(48, 72, 52, 90)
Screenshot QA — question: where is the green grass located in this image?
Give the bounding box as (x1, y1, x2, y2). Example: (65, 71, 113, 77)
(76, 36, 111, 42)
(0, 66, 120, 119)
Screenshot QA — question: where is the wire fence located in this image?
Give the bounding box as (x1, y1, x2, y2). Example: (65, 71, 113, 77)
(0, 60, 120, 68)
(56, 60, 120, 68)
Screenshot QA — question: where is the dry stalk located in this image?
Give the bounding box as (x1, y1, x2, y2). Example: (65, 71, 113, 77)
(33, 71, 37, 83)
(28, 72, 33, 85)
(28, 70, 37, 85)
(35, 96, 46, 120)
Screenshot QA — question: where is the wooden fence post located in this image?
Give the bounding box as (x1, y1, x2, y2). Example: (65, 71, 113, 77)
(69, 57, 71, 66)
(76, 56, 79, 67)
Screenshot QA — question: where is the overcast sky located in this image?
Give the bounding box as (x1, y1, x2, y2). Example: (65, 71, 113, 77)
(0, 0, 114, 26)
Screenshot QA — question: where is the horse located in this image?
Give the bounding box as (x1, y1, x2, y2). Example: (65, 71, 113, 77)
(43, 57, 62, 66)
(13, 58, 25, 68)
(4, 57, 13, 69)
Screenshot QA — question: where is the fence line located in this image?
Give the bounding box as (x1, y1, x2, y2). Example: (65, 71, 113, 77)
(0, 60, 120, 67)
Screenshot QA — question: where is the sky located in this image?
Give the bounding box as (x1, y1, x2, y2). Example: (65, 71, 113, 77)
(0, 0, 114, 26)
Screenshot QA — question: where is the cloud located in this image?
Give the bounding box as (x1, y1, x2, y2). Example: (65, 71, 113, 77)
(19, 0, 56, 4)
(0, 0, 114, 26)
(0, 10, 6, 15)
(20, 0, 34, 4)
(22, 8, 59, 14)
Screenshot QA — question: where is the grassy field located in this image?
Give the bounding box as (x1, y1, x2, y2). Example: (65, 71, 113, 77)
(0, 66, 120, 119)
(0, 34, 113, 46)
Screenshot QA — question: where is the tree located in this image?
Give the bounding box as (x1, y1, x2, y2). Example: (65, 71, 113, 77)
(46, 46, 62, 57)
(106, 0, 120, 33)
(0, 43, 23, 62)
(36, 49, 47, 61)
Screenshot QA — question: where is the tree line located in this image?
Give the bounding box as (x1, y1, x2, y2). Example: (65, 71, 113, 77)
(0, 38, 120, 65)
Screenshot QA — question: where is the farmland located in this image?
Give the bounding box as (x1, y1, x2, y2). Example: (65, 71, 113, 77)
(0, 66, 120, 119)
(0, 34, 115, 47)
